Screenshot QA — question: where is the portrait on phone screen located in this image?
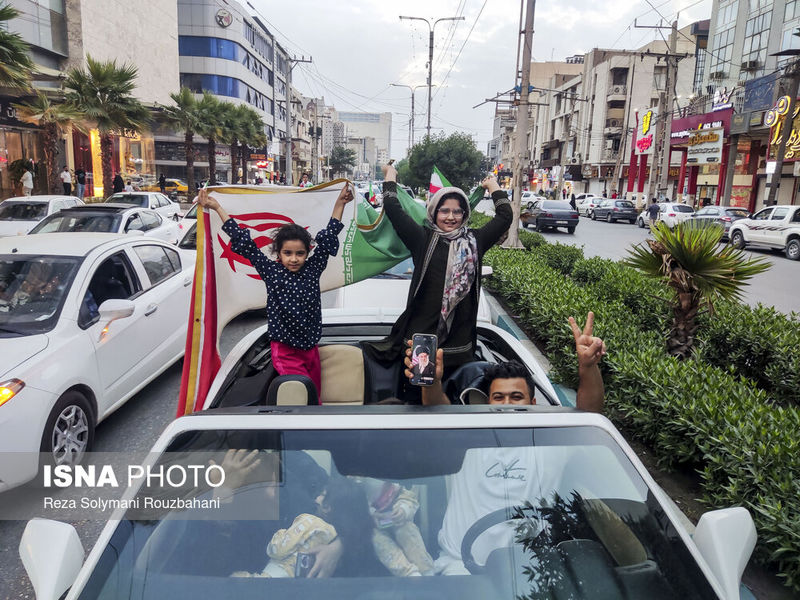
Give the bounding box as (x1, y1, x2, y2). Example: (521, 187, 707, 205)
(412, 344, 434, 381)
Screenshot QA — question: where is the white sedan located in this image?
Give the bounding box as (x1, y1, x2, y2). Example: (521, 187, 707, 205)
(105, 192, 182, 221)
(28, 203, 181, 244)
(0, 233, 194, 492)
(0, 195, 83, 237)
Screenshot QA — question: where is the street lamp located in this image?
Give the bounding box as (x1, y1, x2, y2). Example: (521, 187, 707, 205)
(390, 83, 434, 148)
(399, 15, 465, 138)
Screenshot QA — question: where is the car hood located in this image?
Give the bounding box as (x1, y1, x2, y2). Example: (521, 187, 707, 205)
(321, 278, 410, 310)
(0, 334, 48, 378)
(0, 220, 37, 237)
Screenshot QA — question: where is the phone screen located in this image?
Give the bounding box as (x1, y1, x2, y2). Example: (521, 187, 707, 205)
(410, 333, 438, 386)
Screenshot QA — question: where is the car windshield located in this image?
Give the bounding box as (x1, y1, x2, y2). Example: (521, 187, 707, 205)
(0, 202, 48, 221)
(0, 255, 81, 336)
(77, 424, 717, 600)
(673, 205, 694, 213)
(178, 222, 197, 250)
(186, 203, 198, 219)
(29, 213, 122, 234)
(615, 201, 634, 208)
(108, 194, 149, 208)
(542, 201, 571, 210)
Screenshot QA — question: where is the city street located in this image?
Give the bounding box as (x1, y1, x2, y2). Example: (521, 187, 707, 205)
(523, 215, 799, 316)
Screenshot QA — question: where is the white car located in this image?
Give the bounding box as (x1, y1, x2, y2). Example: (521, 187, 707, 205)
(574, 194, 601, 217)
(636, 202, 695, 229)
(177, 201, 198, 239)
(0, 233, 194, 492)
(105, 192, 182, 221)
(728, 204, 800, 260)
(28, 204, 181, 244)
(0, 195, 83, 237)
(20, 380, 756, 599)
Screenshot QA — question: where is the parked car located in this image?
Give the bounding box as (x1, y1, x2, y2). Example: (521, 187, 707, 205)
(575, 195, 601, 217)
(689, 205, 750, 241)
(142, 178, 189, 199)
(29, 204, 181, 244)
(0, 195, 83, 237)
(105, 192, 182, 221)
(636, 203, 694, 229)
(0, 233, 194, 492)
(521, 199, 579, 233)
(728, 204, 800, 260)
(20, 330, 757, 599)
(591, 199, 637, 223)
(177, 201, 198, 237)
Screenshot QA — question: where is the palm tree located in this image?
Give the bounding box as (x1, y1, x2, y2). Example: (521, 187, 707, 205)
(14, 92, 85, 193)
(196, 93, 226, 185)
(160, 86, 201, 195)
(239, 107, 267, 184)
(64, 56, 150, 197)
(0, 3, 33, 90)
(624, 221, 770, 359)
(220, 103, 249, 184)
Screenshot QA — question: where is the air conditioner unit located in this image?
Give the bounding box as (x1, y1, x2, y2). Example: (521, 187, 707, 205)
(740, 60, 759, 70)
(605, 139, 615, 150)
(611, 85, 625, 94)
(709, 70, 727, 80)
(608, 119, 620, 128)
(569, 157, 580, 165)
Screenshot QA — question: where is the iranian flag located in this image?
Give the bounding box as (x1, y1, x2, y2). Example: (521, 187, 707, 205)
(429, 165, 453, 196)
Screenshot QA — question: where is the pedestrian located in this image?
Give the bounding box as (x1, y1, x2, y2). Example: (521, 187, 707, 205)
(113, 173, 124, 194)
(299, 173, 313, 188)
(647, 198, 661, 230)
(20, 168, 34, 197)
(364, 163, 512, 402)
(569, 193, 577, 211)
(561, 188, 567, 199)
(75, 167, 86, 200)
(124, 180, 134, 192)
(611, 190, 618, 199)
(59, 166, 72, 196)
(158, 174, 166, 194)
(196, 184, 354, 397)
(702, 197, 711, 207)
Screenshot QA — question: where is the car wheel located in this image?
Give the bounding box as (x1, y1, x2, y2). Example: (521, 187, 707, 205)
(730, 230, 746, 250)
(567, 226, 575, 234)
(606, 213, 613, 223)
(535, 219, 543, 232)
(40, 391, 94, 469)
(786, 238, 800, 261)
(590, 210, 596, 220)
(637, 216, 644, 228)
(629, 219, 636, 224)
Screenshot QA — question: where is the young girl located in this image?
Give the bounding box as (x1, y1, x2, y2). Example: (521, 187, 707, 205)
(197, 186, 353, 397)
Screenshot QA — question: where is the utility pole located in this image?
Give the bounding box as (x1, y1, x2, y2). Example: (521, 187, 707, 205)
(505, 0, 535, 249)
(400, 15, 464, 139)
(391, 83, 429, 149)
(285, 55, 312, 186)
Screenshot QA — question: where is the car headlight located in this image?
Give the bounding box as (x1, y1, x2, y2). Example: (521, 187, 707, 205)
(0, 379, 25, 408)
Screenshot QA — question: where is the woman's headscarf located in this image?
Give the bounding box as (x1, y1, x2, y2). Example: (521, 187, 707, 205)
(425, 187, 478, 338)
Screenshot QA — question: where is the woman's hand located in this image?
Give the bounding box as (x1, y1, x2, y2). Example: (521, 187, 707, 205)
(481, 174, 501, 194)
(382, 161, 397, 182)
(197, 187, 219, 211)
(208, 449, 261, 489)
(307, 537, 343, 577)
(336, 184, 354, 206)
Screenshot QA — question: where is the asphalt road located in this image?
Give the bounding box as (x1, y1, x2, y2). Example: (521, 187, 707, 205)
(518, 214, 799, 316)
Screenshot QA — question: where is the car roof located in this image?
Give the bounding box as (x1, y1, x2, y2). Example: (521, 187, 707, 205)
(0, 232, 142, 256)
(51, 203, 137, 213)
(1, 196, 69, 204)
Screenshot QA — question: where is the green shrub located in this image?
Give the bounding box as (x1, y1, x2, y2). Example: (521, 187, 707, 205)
(484, 243, 800, 590)
(519, 229, 546, 249)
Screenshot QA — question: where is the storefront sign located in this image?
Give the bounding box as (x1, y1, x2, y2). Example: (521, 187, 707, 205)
(635, 109, 656, 155)
(686, 128, 724, 164)
(744, 73, 779, 112)
(215, 9, 233, 28)
(766, 96, 800, 161)
(712, 87, 735, 112)
(730, 113, 750, 135)
(670, 109, 732, 142)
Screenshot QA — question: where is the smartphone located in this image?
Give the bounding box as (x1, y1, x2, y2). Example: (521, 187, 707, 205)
(295, 552, 316, 578)
(410, 333, 437, 386)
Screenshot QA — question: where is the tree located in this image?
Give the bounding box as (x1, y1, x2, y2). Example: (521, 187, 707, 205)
(65, 56, 150, 197)
(237, 107, 266, 184)
(220, 103, 249, 184)
(0, 3, 33, 90)
(196, 92, 226, 185)
(624, 222, 770, 359)
(160, 86, 201, 195)
(329, 145, 356, 178)
(406, 132, 484, 192)
(14, 92, 85, 193)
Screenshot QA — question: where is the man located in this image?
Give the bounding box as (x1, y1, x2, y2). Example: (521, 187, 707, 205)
(412, 345, 435, 383)
(59, 166, 72, 196)
(159, 174, 167, 194)
(20, 168, 33, 197)
(299, 173, 312, 188)
(405, 312, 605, 412)
(646, 199, 661, 230)
(75, 167, 86, 200)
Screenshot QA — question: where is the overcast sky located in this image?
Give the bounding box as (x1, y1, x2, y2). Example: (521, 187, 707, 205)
(252, 0, 712, 159)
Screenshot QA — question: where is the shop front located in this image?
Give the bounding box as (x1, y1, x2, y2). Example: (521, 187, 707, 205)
(1, 96, 45, 199)
(73, 129, 156, 197)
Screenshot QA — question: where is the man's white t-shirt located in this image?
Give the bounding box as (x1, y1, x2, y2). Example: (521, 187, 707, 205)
(21, 171, 33, 189)
(437, 447, 563, 573)
(60, 170, 72, 184)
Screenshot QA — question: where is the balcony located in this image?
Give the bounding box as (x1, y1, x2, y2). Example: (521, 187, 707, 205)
(607, 85, 627, 101)
(601, 150, 620, 163)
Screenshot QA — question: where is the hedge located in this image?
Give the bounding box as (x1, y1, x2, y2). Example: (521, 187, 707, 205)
(482, 241, 800, 590)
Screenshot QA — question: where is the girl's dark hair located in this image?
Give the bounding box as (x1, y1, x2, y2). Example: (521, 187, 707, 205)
(271, 223, 312, 254)
(436, 192, 468, 215)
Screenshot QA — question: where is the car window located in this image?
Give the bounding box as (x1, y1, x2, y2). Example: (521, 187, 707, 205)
(109, 194, 149, 208)
(178, 222, 197, 250)
(674, 205, 694, 213)
(542, 201, 571, 210)
(695, 208, 711, 216)
(752, 208, 773, 220)
(76, 426, 719, 600)
(726, 208, 749, 218)
(600, 200, 611, 207)
(140, 212, 161, 231)
(0, 202, 48, 221)
(615, 201, 633, 208)
(134, 244, 179, 286)
(186, 203, 198, 219)
(771, 207, 789, 220)
(80, 253, 139, 328)
(125, 214, 145, 232)
(30, 213, 121, 234)
(793, 209, 800, 223)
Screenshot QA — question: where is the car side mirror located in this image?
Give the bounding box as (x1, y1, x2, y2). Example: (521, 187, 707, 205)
(98, 298, 135, 340)
(20, 519, 84, 600)
(693, 507, 756, 599)
(481, 265, 493, 277)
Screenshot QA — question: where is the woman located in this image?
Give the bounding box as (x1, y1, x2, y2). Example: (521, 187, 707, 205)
(365, 163, 511, 393)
